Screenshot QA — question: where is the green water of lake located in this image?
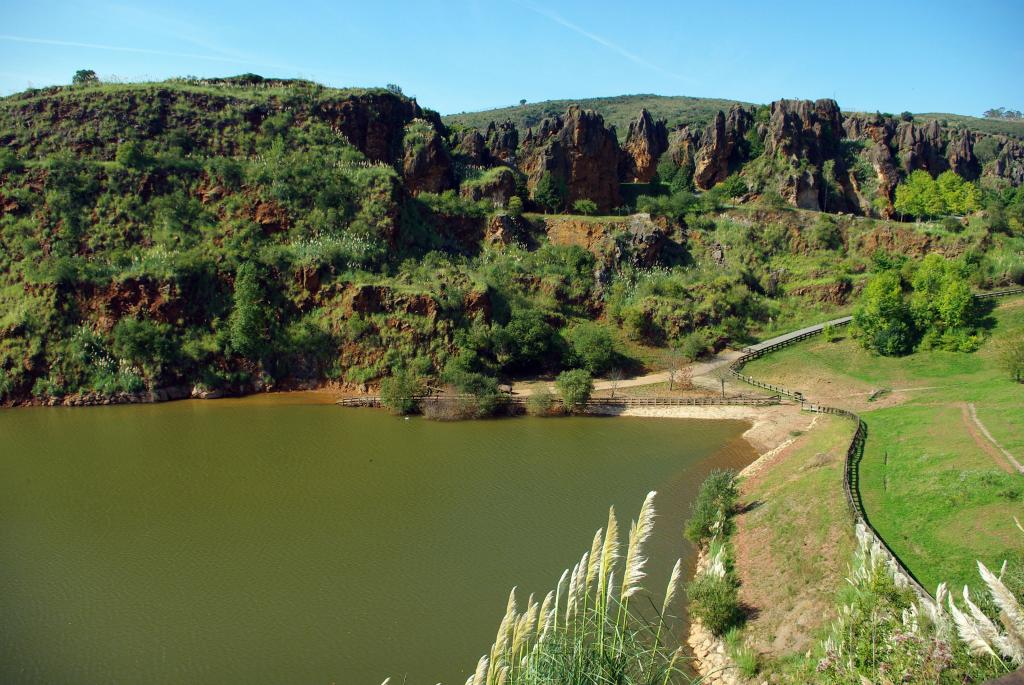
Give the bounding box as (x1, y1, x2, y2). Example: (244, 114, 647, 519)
(0, 394, 755, 684)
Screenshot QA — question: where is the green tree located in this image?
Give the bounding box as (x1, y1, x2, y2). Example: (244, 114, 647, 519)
(555, 369, 593, 412)
(533, 172, 566, 213)
(853, 271, 914, 356)
(936, 170, 980, 215)
(496, 308, 560, 372)
(111, 318, 176, 381)
(565, 322, 617, 375)
(894, 170, 944, 219)
(572, 198, 598, 215)
(72, 69, 98, 86)
(995, 330, 1024, 382)
(379, 368, 424, 415)
(506, 196, 523, 217)
(655, 155, 678, 185)
(909, 255, 978, 350)
(115, 141, 148, 170)
(229, 262, 269, 358)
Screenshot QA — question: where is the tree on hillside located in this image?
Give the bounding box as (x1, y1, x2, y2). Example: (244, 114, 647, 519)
(72, 69, 98, 86)
(894, 170, 980, 219)
(909, 254, 980, 350)
(894, 170, 945, 219)
(936, 170, 981, 215)
(853, 271, 914, 356)
(229, 261, 269, 358)
(533, 172, 566, 213)
(995, 331, 1024, 382)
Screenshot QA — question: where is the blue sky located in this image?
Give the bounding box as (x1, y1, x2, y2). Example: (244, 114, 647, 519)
(1, 1, 1022, 117)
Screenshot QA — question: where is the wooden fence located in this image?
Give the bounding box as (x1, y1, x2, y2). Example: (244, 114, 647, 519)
(728, 317, 940, 599)
(337, 394, 780, 409)
(976, 287, 1024, 299)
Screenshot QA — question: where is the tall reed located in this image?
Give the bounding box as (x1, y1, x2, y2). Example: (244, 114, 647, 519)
(466, 492, 690, 685)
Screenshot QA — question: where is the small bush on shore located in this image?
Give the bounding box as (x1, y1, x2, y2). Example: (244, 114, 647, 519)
(684, 469, 739, 545)
(687, 572, 741, 636)
(525, 389, 558, 416)
(378, 368, 423, 415)
(555, 368, 593, 412)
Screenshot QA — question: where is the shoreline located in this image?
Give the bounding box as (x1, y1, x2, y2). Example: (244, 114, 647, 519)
(585, 403, 806, 456)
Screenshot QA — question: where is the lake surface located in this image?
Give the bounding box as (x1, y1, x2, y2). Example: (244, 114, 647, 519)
(0, 394, 756, 684)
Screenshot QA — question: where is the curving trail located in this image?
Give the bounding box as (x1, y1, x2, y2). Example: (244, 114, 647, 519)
(963, 402, 1024, 474)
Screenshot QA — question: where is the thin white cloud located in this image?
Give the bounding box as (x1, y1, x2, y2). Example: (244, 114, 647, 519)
(517, 2, 698, 85)
(0, 34, 293, 71)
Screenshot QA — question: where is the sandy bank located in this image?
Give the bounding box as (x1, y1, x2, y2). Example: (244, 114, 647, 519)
(586, 403, 809, 456)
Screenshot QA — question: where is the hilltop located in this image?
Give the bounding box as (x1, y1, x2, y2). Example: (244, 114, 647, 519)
(443, 94, 753, 140)
(445, 93, 1024, 142)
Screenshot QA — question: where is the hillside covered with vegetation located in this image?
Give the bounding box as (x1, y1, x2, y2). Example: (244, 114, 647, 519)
(444, 93, 753, 140)
(1, 75, 1023, 410)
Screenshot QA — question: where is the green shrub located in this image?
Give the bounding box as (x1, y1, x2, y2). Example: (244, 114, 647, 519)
(718, 174, 747, 198)
(684, 469, 739, 545)
(852, 271, 914, 356)
(533, 172, 566, 213)
(555, 369, 593, 412)
(687, 573, 741, 636)
(678, 330, 710, 361)
(565, 322, 617, 375)
(506, 195, 523, 217)
(809, 215, 843, 250)
(525, 389, 557, 416)
(572, 198, 598, 215)
(379, 369, 424, 415)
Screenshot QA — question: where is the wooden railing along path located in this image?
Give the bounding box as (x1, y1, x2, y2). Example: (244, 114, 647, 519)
(726, 315, 935, 599)
(337, 394, 780, 409)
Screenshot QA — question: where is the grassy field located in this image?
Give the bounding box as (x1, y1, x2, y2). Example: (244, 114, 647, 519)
(742, 298, 1024, 595)
(733, 414, 858, 662)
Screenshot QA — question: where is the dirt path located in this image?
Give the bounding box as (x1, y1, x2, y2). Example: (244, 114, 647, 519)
(962, 402, 1024, 474)
(510, 350, 742, 396)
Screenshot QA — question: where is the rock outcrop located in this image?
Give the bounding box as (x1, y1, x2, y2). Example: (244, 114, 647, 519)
(693, 105, 754, 190)
(454, 128, 488, 164)
(894, 119, 947, 176)
(763, 99, 853, 211)
(314, 92, 428, 163)
(945, 130, 980, 180)
(992, 138, 1024, 185)
(401, 120, 455, 194)
(518, 106, 622, 212)
(539, 213, 672, 269)
(460, 166, 518, 205)
(766, 98, 843, 168)
(486, 120, 519, 165)
(620, 109, 669, 183)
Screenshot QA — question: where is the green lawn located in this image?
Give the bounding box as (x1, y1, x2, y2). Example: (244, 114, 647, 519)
(744, 298, 1024, 595)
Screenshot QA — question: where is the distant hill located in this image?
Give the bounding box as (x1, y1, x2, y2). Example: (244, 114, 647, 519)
(911, 112, 1024, 140)
(443, 94, 755, 139)
(446, 94, 1024, 143)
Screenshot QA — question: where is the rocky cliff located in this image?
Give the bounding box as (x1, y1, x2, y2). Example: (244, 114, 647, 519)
(693, 105, 754, 190)
(518, 106, 622, 212)
(620, 109, 669, 183)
